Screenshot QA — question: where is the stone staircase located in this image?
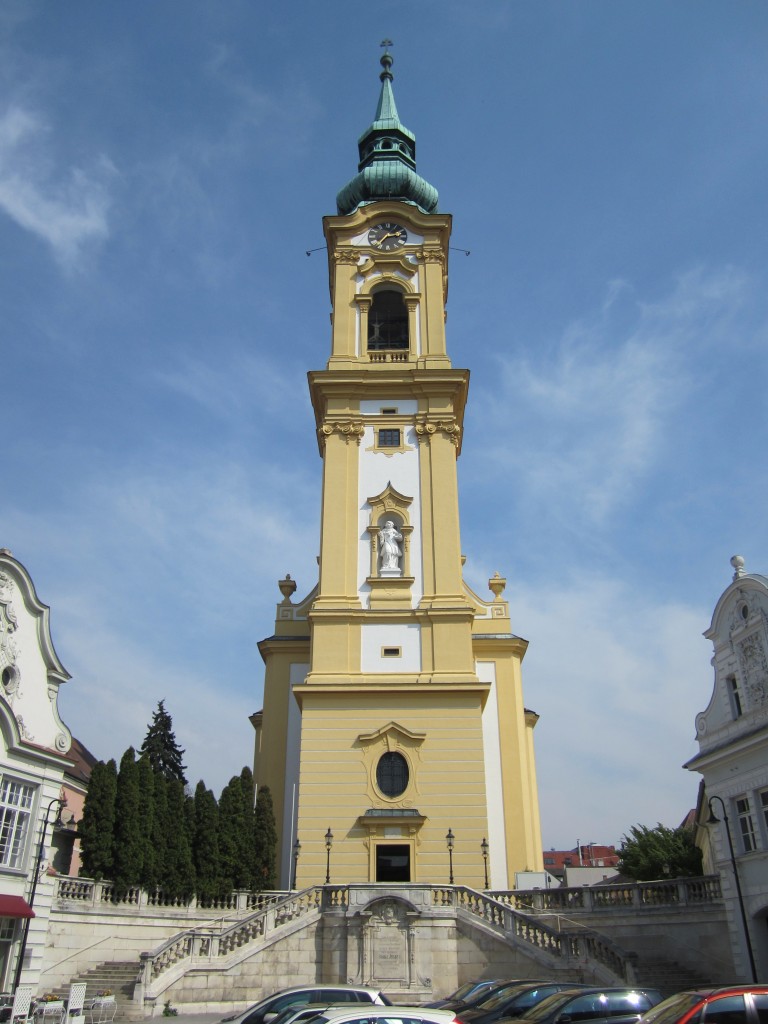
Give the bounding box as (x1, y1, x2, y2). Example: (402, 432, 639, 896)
(52, 962, 142, 1020)
(633, 955, 716, 997)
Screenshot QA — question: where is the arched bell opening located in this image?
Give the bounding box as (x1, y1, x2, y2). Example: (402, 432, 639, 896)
(368, 287, 409, 351)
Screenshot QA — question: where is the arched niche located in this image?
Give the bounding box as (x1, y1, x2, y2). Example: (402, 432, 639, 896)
(365, 484, 414, 583)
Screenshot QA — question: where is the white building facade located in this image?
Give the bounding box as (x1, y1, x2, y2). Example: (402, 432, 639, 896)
(686, 555, 768, 982)
(0, 549, 74, 990)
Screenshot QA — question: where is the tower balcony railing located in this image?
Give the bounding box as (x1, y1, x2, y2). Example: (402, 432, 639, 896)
(368, 349, 410, 362)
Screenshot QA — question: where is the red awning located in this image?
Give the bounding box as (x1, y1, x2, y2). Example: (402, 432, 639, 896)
(0, 895, 35, 918)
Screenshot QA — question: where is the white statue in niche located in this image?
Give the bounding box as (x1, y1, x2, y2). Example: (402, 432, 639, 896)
(379, 521, 403, 574)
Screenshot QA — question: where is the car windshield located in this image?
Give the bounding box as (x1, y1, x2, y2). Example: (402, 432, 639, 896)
(454, 985, 483, 1002)
(520, 992, 576, 1023)
(478, 988, 531, 1011)
(638, 994, 703, 1024)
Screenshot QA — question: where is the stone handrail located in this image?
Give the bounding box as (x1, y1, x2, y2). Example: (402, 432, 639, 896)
(136, 886, 332, 1002)
(490, 875, 721, 914)
(55, 876, 290, 915)
(435, 886, 635, 983)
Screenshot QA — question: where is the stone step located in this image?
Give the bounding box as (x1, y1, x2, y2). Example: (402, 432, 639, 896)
(634, 955, 714, 996)
(52, 962, 141, 1009)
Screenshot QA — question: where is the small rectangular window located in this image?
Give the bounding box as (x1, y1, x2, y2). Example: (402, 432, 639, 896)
(736, 796, 757, 853)
(378, 428, 401, 447)
(382, 647, 402, 658)
(381, 407, 398, 415)
(727, 675, 743, 718)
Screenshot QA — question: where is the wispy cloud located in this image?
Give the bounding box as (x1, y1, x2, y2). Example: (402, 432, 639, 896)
(0, 104, 115, 269)
(477, 267, 750, 525)
(156, 350, 308, 423)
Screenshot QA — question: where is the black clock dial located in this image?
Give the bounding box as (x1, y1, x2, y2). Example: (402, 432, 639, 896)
(368, 222, 408, 251)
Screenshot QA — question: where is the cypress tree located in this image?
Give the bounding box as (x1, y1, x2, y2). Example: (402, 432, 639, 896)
(79, 759, 117, 880)
(139, 699, 187, 784)
(217, 775, 246, 892)
(137, 756, 158, 890)
(151, 772, 169, 892)
(254, 785, 278, 891)
(193, 781, 221, 904)
(239, 767, 258, 889)
(112, 748, 143, 892)
(163, 779, 196, 900)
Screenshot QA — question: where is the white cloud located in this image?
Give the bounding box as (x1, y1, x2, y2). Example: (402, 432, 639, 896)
(0, 104, 115, 269)
(477, 267, 750, 526)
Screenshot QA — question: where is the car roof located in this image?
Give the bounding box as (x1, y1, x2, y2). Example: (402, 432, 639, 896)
(685, 988, 768, 996)
(317, 1009, 457, 1021)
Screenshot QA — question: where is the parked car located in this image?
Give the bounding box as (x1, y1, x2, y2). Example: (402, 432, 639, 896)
(637, 986, 768, 1024)
(425, 981, 513, 1010)
(459, 983, 594, 1024)
(504, 987, 663, 1024)
(218, 986, 392, 1024)
(268, 1006, 339, 1024)
(309, 1007, 467, 1024)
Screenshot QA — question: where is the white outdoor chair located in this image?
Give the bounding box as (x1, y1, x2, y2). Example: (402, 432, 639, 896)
(65, 986, 86, 1021)
(9, 988, 33, 1024)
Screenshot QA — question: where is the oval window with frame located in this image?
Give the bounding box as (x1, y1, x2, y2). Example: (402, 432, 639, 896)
(376, 751, 409, 798)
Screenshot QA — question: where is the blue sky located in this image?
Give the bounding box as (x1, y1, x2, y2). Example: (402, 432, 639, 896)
(2, 1, 767, 853)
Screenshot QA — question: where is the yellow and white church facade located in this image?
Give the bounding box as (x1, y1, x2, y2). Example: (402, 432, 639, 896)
(252, 49, 543, 892)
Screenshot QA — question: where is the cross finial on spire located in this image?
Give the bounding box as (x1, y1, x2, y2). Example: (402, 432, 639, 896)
(379, 39, 394, 81)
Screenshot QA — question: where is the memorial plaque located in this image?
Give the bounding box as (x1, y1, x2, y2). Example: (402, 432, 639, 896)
(373, 925, 406, 981)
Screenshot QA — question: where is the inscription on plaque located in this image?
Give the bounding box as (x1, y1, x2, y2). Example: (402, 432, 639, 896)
(373, 926, 406, 980)
(367, 899, 411, 986)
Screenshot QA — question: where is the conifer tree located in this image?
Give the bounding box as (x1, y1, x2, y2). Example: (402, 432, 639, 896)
(239, 767, 259, 889)
(79, 759, 117, 879)
(137, 755, 158, 890)
(162, 779, 196, 899)
(112, 748, 144, 891)
(217, 774, 249, 891)
(254, 785, 277, 891)
(193, 781, 221, 904)
(139, 699, 187, 784)
(151, 771, 169, 890)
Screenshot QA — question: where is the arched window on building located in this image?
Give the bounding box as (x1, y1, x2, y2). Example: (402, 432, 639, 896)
(368, 288, 409, 351)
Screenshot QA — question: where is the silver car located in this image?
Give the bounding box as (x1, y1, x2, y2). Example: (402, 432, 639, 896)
(310, 1008, 464, 1024)
(219, 987, 392, 1024)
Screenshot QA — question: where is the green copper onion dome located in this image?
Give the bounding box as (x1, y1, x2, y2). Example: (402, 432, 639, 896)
(336, 47, 438, 216)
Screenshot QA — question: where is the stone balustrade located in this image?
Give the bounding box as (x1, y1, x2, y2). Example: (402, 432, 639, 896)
(55, 877, 289, 914)
(491, 875, 721, 914)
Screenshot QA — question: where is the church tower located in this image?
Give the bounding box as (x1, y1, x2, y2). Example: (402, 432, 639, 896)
(253, 49, 543, 890)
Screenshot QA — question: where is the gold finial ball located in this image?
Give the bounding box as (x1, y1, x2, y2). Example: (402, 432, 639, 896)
(488, 572, 506, 601)
(278, 574, 297, 603)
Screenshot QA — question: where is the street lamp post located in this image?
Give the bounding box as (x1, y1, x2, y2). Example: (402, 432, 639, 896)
(324, 828, 334, 885)
(446, 828, 455, 885)
(481, 837, 489, 889)
(13, 796, 64, 990)
(707, 795, 758, 983)
(292, 838, 301, 891)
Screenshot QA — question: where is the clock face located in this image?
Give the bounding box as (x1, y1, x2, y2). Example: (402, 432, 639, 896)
(368, 222, 408, 251)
